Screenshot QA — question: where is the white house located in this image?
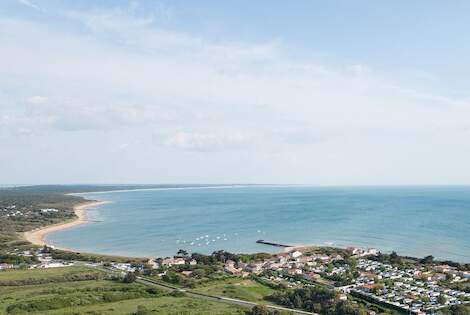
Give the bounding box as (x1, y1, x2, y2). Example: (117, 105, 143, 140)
(290, 250, 302, 259)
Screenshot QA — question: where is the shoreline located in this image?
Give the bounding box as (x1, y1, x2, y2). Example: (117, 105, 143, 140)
(23, 200, 111, 249)
(19, 188, 469, 263)
(66, 184, 278, 196)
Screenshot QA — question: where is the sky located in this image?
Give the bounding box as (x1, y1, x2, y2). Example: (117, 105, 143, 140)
(1, 0, 470, 185)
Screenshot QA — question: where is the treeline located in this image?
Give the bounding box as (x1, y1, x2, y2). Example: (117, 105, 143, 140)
(187, 250, 271, 265)
(267, 286, 367, 315)
(370, 251, 470, 271)
(0, 253, 38, 265)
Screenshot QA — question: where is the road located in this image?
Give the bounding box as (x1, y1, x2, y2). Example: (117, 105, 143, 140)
(76, 261, 320, 315)
(84, 263, 316, 314)
(136, 276, 317, 315)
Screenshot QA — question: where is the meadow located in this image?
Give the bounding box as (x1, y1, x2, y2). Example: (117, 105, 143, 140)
(193, 278, 275, 303)
(0, 267, 247, 315)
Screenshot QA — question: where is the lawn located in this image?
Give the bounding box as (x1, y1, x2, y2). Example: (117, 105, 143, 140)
(193, 278, 275, 303)
(0, 267, 247, 315)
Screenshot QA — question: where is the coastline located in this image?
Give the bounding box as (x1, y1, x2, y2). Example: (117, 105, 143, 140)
(66, 184, 270, 196)
(18, 187, 469, 263)
(23, 200, 111, 248)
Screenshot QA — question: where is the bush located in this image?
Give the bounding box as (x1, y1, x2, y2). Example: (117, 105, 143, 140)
(245, 305, 280, 315)
(123, 272, 137, 283)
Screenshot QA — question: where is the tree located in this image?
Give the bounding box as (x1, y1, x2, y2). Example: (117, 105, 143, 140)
(162, 271, 183, 285)
(389, 251, 402, 265)
(449, 305, 470, 315)
(177, 249, 188, 257)
(437, 294, 447, 305)
(334, 301, 367, 315)
(192, 268, 206, 278)
(245, 305, 280, 315)
(123, 272, 137, 283)
(134, 305, 150, 315)
(421, 255, 434, 264)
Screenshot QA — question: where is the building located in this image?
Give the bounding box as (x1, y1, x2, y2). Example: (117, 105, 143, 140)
(0, 263, 14, 270)
(290, 251, 303, 259)
(161, 257, 186, 266)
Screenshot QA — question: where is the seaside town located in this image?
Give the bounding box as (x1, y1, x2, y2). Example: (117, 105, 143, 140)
(0, 204, 59, 218)
(1, 188, 470, 314)
(2, 242, 469, 315)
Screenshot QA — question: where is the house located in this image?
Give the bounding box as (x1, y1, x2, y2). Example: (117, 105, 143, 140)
(244, 262, 264, 274)
(347, 247, 364, 256)
(181, 271, 193, 277)
(265, 262, 283, 270)
(112, 263, 136, 272)
(189, 259, 197, 265)
(38, 262, 69, 269)
(147, 259, 160, 269)
(288, 268, 303, 275)
(0, 263, 14, 270)
(224, 260, 243, 275)
(225, 260, 236, 268)
(433, 265, 456, 273)
(161, 257, 186, 266)
(431, 273, 447, 281)
(38, 255, 53, 263)
(173, 258, 186, 265)
(303, 272, 321, 281)
(314, 255, 331, 262)
(298, 255, 315, 263)
(290, 251, 302, 259)
(276, 253, 290, 264)
(332, 255, 344, 261)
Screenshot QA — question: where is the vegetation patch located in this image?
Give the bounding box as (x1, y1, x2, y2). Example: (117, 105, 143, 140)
(0, 266, 106, 286)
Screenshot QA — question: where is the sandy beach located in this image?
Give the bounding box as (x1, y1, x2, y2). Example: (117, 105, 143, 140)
(23, 200, 110, 247)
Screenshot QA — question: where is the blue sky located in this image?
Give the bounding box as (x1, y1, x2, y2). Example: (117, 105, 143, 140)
(1, 0, 470, 184)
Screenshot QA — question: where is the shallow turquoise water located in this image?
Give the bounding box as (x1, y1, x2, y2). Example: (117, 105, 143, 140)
(46, 186, 470, 262)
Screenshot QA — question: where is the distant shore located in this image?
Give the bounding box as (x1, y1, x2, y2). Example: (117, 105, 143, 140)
(67, 184, 268, 196)
(23, 200, 111, 248)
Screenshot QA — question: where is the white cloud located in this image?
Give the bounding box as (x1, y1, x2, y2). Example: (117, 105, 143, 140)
(162, 131, 252, 152)
(1, 4, 470, 184)
(27, 95, 48, 105)
(17, 0, 42, 12)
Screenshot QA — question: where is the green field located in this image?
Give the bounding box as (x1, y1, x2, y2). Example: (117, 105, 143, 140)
(193, 278, 275, 303)
(0, 267, 247, 315)
(0, 266, 106, 284)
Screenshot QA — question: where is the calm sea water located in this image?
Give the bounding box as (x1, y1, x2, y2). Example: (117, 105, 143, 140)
(46, 186, 470, 262)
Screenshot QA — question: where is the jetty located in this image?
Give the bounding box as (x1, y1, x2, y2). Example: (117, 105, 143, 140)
(256, 240, 293, 247)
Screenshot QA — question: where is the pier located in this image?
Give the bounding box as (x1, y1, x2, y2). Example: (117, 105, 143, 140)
(256, 240, 293, 247)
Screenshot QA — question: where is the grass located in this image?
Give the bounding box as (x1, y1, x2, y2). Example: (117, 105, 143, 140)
(0, 266, 101, 281)
(193, 278, 275, 303)
(0, 266, 106, 286)
(42, 296, 246, 315)
(0, 267, 248, 315)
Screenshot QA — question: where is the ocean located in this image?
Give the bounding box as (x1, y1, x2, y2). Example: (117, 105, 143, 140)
(46, 186, 470, 262)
